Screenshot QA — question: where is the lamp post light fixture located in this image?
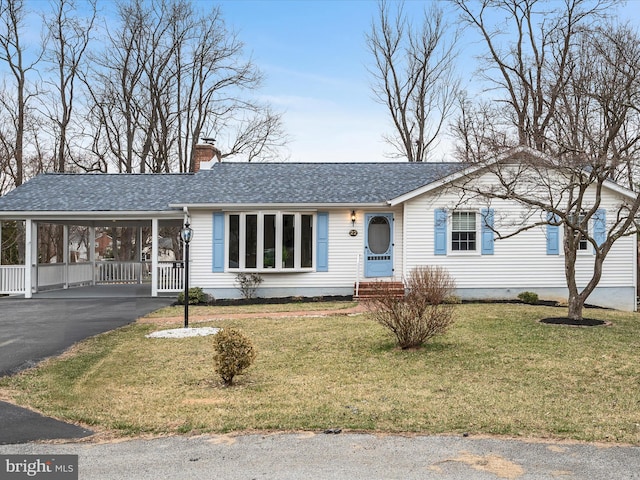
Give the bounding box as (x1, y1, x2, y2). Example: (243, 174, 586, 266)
(180, 222, 193, 328)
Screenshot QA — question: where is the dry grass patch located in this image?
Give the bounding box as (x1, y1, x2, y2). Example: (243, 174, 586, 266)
(1, 303, 640, 443)
(144, 301, 358, 319)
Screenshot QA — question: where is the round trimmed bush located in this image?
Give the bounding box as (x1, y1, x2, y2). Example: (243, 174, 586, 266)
(213, 328, 256, 386)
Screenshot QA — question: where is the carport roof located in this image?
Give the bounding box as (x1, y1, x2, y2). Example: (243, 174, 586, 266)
(0, 173, 193, 212)
(0, 162, 468, 212)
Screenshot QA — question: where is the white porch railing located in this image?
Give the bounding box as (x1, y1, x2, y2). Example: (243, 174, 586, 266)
(96, 261, 150, 284)
(157, 261, 184, 292)
(37, 263, 66, 288)
(1, 261, 181, 295)
(0, 265, 25, 294)
(37, 262, 94, 289)
(68, 263, 93, 284)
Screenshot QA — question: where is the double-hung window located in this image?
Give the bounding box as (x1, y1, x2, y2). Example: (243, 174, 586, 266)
(228, 212, 314, 271)
(434, 208, 494, 256)
(573, 212, 589, 251)
(451, 211, 477, 252)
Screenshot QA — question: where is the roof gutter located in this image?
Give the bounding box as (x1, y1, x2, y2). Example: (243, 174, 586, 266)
(169, 202, 390, 211)
(0, 210, 186, 220)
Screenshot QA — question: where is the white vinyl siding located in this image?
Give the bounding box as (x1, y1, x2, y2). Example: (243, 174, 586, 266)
(403, 171, 635, 292)
(186, 168, 634, 310)
(188, 207, 404, 297)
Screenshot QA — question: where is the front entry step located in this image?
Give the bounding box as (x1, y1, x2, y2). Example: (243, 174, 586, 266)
(354, 281, 404, 301)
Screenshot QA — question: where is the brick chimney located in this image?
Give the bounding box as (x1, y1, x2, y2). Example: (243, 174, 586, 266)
(194, 143, 222, 172)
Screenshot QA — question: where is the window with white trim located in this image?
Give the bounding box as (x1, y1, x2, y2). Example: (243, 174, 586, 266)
(451, 211, 477, 251)
(227, 212, 315, 270)
(572, 212, 589, 251)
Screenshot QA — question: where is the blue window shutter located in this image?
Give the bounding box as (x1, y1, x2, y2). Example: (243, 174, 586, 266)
(212, 213, 225, 272)
(546, 213, 559, 255)
(593, 209, 606, 252)
(481, 208, 495, 255)
(434, 209, 447, 255)
(316, 212, 329, 272)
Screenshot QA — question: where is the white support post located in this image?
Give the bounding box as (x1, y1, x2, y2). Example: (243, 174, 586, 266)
(63, 224, 69, 289)
(0, 220, 2, 266)
(137, 226, 143, 284)
(24, 219, 33, 298)
(151, 218, 159, 297)
(89, 226, 96, 285)
(111, 226, 117, 260)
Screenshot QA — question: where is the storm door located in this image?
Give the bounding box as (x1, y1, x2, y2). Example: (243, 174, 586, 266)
(364, 213, 393, 277)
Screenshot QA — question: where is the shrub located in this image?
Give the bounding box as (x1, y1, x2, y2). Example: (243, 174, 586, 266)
(518, 291, 539, 305)
(235, 272, 263, 299)
(177, 287, 207, 305)
(365, 266, 456, 349)
(444, 295, 462, 304)
(213, 328, 257, 386)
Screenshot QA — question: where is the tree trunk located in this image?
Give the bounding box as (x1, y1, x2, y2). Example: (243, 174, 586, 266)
(563, 225, 583, 320)
(567, 292, 584, 321)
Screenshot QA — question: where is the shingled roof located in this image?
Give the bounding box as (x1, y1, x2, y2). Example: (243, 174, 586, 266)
(0, 173, 193, 212)
(180, 162, 466, 205)
(0, 162, 467, 212)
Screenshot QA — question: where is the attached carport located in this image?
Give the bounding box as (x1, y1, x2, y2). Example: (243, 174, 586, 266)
(0, 172, 194, 298)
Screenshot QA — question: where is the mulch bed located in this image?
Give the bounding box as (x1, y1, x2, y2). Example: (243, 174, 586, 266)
(539, 317, 609, 327)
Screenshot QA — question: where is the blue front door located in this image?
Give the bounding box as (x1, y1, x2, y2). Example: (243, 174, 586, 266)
(364, 213, 393, 277)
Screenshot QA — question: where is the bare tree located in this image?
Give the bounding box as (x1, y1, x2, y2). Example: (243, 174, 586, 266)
(453, 0, 640, 320)
(452, 92, 509, 162)
(40, 0, 96, 173)
(216, 105, 288, 163)
(176, 5, 287, 169)
(366, 0, 459, 162)
(0, 0, 42, 187)
(86, 0, 149, 173)
(85, 0, 287, 173)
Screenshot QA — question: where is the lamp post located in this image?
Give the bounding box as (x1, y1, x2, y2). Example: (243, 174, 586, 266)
(180, 222, 193, 328)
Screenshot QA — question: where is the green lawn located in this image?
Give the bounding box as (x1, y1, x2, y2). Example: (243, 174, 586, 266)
(1, 302, 639, 444)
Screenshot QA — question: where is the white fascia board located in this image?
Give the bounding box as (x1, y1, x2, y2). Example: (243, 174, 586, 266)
(388, 163, 487, 206)
(388, 146, 537, 206)
(169, 202, 388, 211)
(388, 144, 638, 206)
(601, 179, 637, 200)
(0, 210, 184, 220)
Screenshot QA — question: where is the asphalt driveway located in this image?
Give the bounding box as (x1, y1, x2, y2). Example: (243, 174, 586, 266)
(0, 295, 172, 444)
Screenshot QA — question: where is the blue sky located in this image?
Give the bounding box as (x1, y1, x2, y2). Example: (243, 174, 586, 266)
(216, 0, 640, 163)
(217, 0, 440, 162)
(17, 0, 640, 164)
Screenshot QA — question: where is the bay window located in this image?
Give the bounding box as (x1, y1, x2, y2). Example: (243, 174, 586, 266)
(227, 212, 315, 270)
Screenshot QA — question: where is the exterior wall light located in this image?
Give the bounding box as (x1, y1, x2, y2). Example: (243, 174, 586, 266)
(349, 211, 358, 237)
